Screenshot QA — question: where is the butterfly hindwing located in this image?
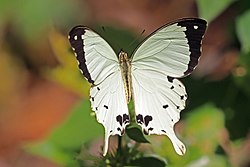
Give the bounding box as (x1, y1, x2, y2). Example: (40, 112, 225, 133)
(90, 70, 130, 155)
(131, 69, 187, 155)
(131, 18, 207, 155)
(68, 26, 130, 156)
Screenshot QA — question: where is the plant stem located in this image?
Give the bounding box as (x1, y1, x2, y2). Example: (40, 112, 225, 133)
(117, 136, 122, 155)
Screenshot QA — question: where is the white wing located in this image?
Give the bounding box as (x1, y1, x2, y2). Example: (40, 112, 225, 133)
(68, 26, 130, 155)
(69, 26, 118, 85)
(132, 69, 187, 155)
(131, 19, 207, 155)
(90, 70, 129, 156)
(132, 18, 207, 78)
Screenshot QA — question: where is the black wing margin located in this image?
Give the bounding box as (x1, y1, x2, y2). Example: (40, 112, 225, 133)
(68, 26, 94, 84)
(177, 19, 207, 76)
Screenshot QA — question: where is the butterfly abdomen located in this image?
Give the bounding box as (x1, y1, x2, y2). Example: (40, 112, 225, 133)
(119, 51, 132, 103)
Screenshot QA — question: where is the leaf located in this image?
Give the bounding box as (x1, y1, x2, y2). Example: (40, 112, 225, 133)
(130, 156, 166, 167)
(26, 101, 103, 165)
(0, 0, 84, 39)
(236, 9, 250, 53)
(25, 141, 73, 165)
(48, 101, 103, 149)
(184, 103, 225, 155)
(126, 125, 150, 143)
(152, 103, 225, 166)
(186, 155, 228, 167)
(196, 0, 236, 22)
(44, 30, 90, 98)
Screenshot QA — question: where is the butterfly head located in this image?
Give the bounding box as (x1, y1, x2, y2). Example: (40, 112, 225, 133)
(118, 50, 129, 63)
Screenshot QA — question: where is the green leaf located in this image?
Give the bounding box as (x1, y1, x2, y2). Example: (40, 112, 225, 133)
(48, 101, 103, 149)
(26, 101, 103, 165)
(25, 141, 74, 165)
(130, 156, 166, 167)
(184, 103, 225, 155)
(236, 10, 250, 53)
(0, 0, 84, 39)
(126, 125, 150, 143)
(152, 103, 225, 166)
(196, 0, 236, 22)
(186, 155, 228, 167)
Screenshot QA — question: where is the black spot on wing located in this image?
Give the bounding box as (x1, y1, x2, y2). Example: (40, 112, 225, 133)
(136, 114, 143, 124)
(148, 127, 154, 131)
(136, 115, 153, 135)
(167, 76, 174, 83)
(143, 129, 149, 135)
(144, 115, 153, 127)
(122, 114, 130, 124)
(116, 114, 129, 135)
(116, 115, 122, 126)
(163, 104, 169, 109)
(68, 26, 94, 84)
(121, 128, 125, 135)
(104, 105, 108, 109)
(177, 19, 207, 76)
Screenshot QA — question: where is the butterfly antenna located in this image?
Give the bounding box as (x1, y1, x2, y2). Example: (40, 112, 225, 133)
(101, 26, 106, 32)
(101, 26, 122, 53)
(126, 29, 145, 51)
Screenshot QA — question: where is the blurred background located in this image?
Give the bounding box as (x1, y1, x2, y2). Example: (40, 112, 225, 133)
(0, 0, 250, 166)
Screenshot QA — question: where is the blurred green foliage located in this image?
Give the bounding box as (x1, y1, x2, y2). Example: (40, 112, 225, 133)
(153, 104, 227, 167)
(197, 0, 236, 22)
(0, 0, 82, 39)
(236, 10, 250, 53)
(26, 101, 103, 166)
(44, 30, 91, 97)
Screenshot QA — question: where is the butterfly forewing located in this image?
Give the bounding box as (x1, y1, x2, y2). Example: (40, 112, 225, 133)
(68, 26, 130, 156)
(131, 18, 207, 78)
(69, 26, 119, 85)
(131, 18, 207, 155)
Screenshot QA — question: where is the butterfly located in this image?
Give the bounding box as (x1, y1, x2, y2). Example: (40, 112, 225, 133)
(68, 18, 207, 156)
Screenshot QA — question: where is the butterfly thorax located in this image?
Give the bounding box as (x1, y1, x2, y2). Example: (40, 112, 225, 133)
(119, 51, 132, 103)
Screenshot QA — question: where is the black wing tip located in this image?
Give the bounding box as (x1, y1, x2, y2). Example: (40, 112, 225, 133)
(68, 25, 90, 40)
(68, 25, 95, 84)
(177, 18, 207, 29)
(175, 18, 207, 35)
(175, 18, 207, 76)
(175, 18, 207, 25)
(69, 25, 85, 34)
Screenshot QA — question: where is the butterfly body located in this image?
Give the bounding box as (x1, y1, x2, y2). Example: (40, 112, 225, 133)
(68, 18, 207, 156)
(119, 51, 132, 103)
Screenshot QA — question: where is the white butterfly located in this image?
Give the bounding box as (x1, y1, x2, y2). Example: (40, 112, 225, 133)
(68, 18, 207, 156)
